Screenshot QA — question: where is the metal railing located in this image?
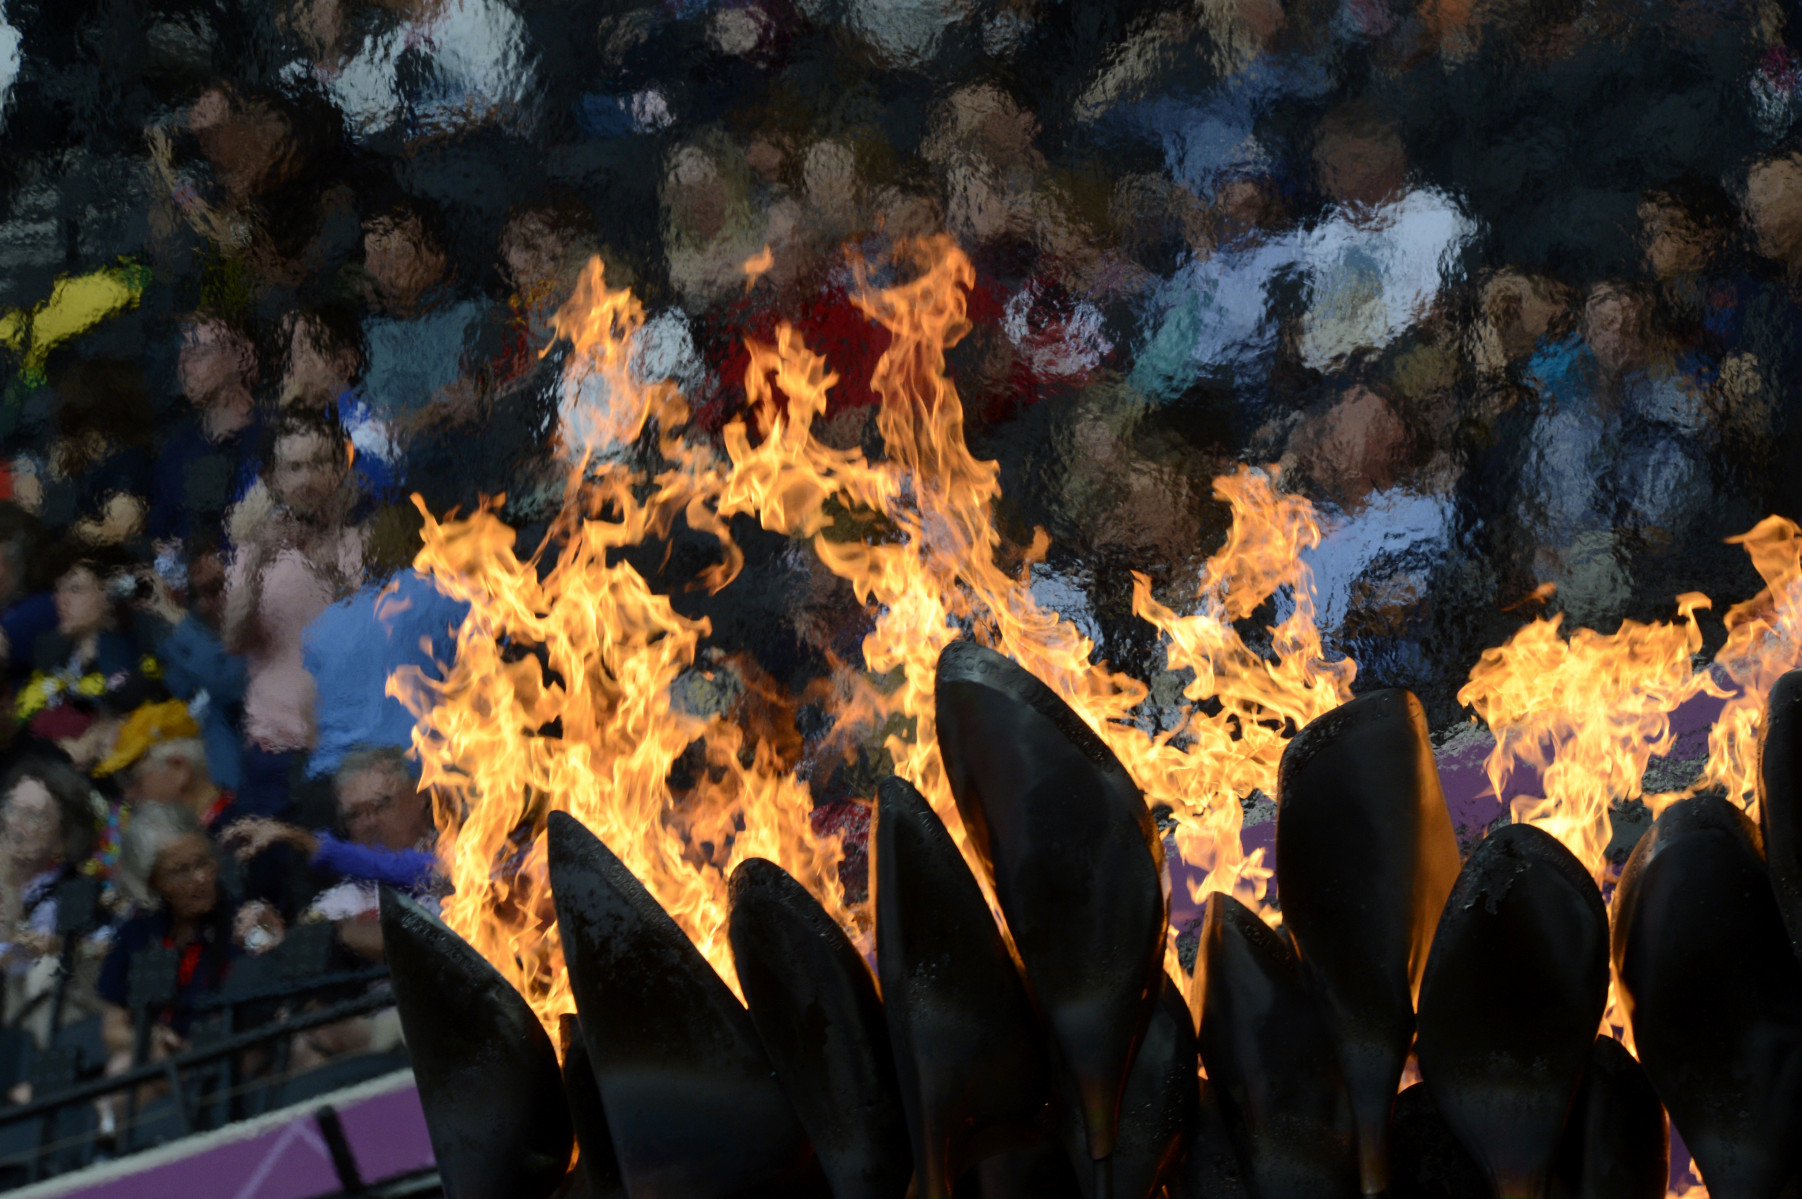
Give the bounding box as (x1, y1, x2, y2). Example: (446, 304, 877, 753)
(0, 882, 407, 1190)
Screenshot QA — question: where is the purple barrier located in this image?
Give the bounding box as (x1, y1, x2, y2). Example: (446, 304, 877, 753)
(14, 1069, 431, 1199)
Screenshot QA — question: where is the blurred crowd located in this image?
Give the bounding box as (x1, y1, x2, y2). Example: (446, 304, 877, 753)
(0, 0, 1800, 1149)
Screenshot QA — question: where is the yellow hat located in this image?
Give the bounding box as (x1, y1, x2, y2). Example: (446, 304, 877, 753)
(93, 700, 202, 778)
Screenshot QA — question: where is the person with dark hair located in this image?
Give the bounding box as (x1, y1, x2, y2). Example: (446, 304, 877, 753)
(15, 547, 164, 772)
(0, 756, 104, 1044)
(358, 198, 485, 433)
(24, 357, 155, 549)
(149, 313, 264, 547)
(277, 305, 400, 503)
(0, 502, 54, 687)
(223, 410, 367, 817)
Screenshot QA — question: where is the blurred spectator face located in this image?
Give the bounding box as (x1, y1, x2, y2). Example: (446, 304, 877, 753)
(2, 779, 63, 876)
(364, 215, 447, 309)
(499, 212, 565, 295)
(1314, 117, 1408, 208)
(1639, 198, 1718, 280)
(338, 765, 432, 851)
(1482, 271, 1568, 363)
(190, 89, 299, 203)
(1212, 176, 1285, 246)
(54, 565, 112, 640)
(1583, 284, 1650, 373)
(150, 833, 219, 922)
(269, 430, 348, 522)
(129, 751, 196, 808)
(188, 550, 228, 631)
(179, 319, 256, 407)
(1745, 155, 1802, 268)
(280, 315, 358, 409)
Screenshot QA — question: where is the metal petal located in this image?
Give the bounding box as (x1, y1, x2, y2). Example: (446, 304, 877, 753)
(1276, 688, 1462, 1194)
(378, 889, 573, 1199)
(1389, 1083, 1489, 1199)
(1417, 823, 1610, 1199)
(874, 774, 1057, 1199)
(1759, 668, 1802, 961)
(1548, 1036, 1667, 1199)
(546, 810, 829, 1199)
(1197, 892, 1360, 1199)
(559, 1015, 624, 1199)
(727, 856, 913, 1199)
(1612, 795, 1802, 1199)
(935, 640, 1168, 1165)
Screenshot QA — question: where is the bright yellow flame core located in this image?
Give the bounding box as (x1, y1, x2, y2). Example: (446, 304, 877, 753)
(396, 238, 1800, 1197)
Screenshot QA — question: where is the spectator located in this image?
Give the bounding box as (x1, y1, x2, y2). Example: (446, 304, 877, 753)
(224, 411, 367, 817)
(141, 536, 246, 794)
(358, 199, 485, 428)
(0, 502, 52, 686)
(97, 805, 279, 1095)
(148, 314, 262, 547)
(15, 549, 163, 772)
(225, 745, 438, 966)
(19, 358, 154, 549)
(224, 746, 435, 1065)
(0, 756, 103, 1045)
(303, 568, 467, 783)
(277, 305, 401, 504)
(94, 701, 240, 832)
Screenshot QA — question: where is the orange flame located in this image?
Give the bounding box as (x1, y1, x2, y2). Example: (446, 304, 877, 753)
(399, 237, 1362, 1031)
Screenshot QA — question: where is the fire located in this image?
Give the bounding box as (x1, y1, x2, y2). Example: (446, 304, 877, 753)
(398, 237, 1360, 1032)
(1456, 514, 1802, 874)
(398, 236, 1795, 1199)
(1456, 595, 1716, 882)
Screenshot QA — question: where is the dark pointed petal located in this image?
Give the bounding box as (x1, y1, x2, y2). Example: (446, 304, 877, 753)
(1417, 823, 1610, 1199)
(1612, 795, 1802, 1199)
(874, 775, 1056, 1199)
(378, 889, 573, 1199)
(1548, 1037, 1668, 1199)
(558, 1015, 624, 1199)
(546, 810, 829, 1199)
(727, 856, 913, 1199)
(1276, 688, 1462, 1194)
(1103, 973, 1201, 1199)
(935, 640, 1168, 1163)
(1196, 892, 1360, 1199)
(1388, 1083, 1490, 1199)
(1169, 1080, 1252, 1199)
(965, 1142, 1087, 1198)
(1758, 668, 1802, 959)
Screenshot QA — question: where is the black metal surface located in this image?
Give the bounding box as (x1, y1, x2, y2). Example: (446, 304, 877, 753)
(727, 856, 912, 1199)
(1088, 973, 1198, 1199)
(1549, 1036, 1668, 1199)
(1612, 795, 1802, 1199)
(1275, 688, 1462, 1195)
(1416, 823, 1610, 1199)
(934, 640, 1167, 1168)
(377, 890, 571, 1199)
(1196, 892, 1359, 1199)
(1758, 668, 1802, 961)
(873, 774, 1057, 1199)
(545, 810, 828, 1199)
(557, 1016, 623, 1199)
(1168, 1080, 1251, 1199)
(1388, 1084, 1489, 1199)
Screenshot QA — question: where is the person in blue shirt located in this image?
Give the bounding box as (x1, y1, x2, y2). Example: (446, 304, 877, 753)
(223, 745, 440, 964)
